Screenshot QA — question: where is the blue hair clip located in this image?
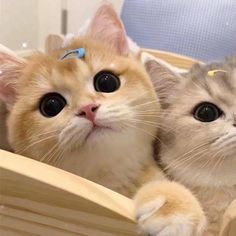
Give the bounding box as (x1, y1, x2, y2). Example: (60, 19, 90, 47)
(60, 48, 85, 60)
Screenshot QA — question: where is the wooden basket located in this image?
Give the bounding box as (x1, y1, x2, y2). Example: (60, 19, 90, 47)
(0, 49, 235, 236)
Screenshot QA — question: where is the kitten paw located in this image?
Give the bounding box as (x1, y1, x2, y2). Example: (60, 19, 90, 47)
(134, 181, 207, 236)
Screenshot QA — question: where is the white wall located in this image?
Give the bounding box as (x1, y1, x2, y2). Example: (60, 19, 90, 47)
(0, 0, 124, 52)
(67, 0, 124, 34)
(0, 0, 38, 50)
(37, 0, 62, 50)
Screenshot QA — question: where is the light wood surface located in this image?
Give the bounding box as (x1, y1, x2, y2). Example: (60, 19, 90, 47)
(1, 149, 236, 236)
(0, 150, 138, 236)
(142, 48, 202, 69)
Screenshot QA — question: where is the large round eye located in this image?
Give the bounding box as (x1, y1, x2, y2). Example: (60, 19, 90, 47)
(94, 70, 120, 93)
(40, 93, 67, 117)
(193, 102, 223, 122)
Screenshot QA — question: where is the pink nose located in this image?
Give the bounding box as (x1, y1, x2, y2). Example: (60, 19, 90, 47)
(77, 104, 99, 122)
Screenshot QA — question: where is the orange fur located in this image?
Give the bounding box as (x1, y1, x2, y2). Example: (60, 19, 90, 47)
(135, 181, 205, 220)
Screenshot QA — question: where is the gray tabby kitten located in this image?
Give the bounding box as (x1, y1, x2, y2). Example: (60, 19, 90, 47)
(143, 53, 236, 236)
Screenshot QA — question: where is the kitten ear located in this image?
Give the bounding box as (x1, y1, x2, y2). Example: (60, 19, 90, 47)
(87, 3, 129, 56)
(0, 44, 26, 109)
(141, 52, 185, 108)
(45, 34, 65, 54)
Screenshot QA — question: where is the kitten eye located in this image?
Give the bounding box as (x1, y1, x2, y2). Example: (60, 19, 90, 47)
(40, 93, 67, 117)
(193, 102, 223, 122)
(94, 70, 120, 93)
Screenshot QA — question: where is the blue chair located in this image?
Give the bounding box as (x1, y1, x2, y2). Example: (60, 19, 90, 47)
(121, 0, 236, 62)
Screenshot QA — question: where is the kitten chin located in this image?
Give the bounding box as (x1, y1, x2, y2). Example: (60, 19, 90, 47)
(59, 130, 156, 195)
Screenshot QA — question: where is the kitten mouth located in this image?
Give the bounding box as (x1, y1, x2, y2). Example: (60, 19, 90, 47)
(84, 124, 114, 142)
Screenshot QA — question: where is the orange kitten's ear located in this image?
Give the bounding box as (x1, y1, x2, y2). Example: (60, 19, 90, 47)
(0, 45, 26, 109)
(45, 34, 64, 54)
(141, 52, 186, 108)
(87, 3, 129, 56)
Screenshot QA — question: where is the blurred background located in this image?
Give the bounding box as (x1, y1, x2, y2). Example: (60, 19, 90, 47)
(0, 0, 123, 54)
(0, 0, 236, 61)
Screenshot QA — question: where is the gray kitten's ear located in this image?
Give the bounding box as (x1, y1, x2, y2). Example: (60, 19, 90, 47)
(45, 34, 65, 54)
(141, 52, 185, 108)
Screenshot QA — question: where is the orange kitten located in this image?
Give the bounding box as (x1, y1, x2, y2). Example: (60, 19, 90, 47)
(0, 4, 206, 235)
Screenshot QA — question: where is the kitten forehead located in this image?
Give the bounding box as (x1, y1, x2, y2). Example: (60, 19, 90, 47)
(186, 59, 236, 106)
(66, 37, 130, 73)
(21, 42, 113, 83)
(14, 37, 151, 102)
(159, 57, 236, 189)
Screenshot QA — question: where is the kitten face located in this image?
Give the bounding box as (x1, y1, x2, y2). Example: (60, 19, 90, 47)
(0, 5, 159, 172)
(7, 39, 158, 163)
(145, 56, 236, 187)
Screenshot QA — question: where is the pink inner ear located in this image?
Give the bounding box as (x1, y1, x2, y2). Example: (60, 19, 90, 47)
(0, 83, 16, 104)
(89, 4, 129, 56)
(0, 52, 25, 105)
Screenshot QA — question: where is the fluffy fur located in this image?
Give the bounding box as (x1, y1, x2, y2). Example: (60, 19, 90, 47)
(0, 4, 206, 235)
(144, 54, 236, 235)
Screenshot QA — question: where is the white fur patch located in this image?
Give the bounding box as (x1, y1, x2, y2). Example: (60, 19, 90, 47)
(136, 196, 166, 222)
(62, 33, 75, 48)
(126, 36, 140, 55)
(136, 193, 206, 236)
(139, 214, 196, 236)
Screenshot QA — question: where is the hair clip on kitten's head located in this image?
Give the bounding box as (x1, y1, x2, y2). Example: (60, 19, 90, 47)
(207, 69, 227, 77)
(60, 48, 85, 60)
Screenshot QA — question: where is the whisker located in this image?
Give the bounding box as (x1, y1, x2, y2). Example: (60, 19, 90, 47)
(166, 147, 208, 172)
(124, 122, 168, 149)
(131, 99, 159, 108)
(126, 118, 176, 133)
(40, 143, 59, 163)
(164, 137, 218, 171)
(170, 148, 211, 183)
(53, 148, 66, 167)
(15, 129, 60, 146)
(17, 134, 58, 154)
(46, 145, 62, 165)
(205, 154, 225, 185)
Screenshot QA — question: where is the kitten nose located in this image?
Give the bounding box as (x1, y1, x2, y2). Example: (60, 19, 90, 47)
(78, 104, 99, 122)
